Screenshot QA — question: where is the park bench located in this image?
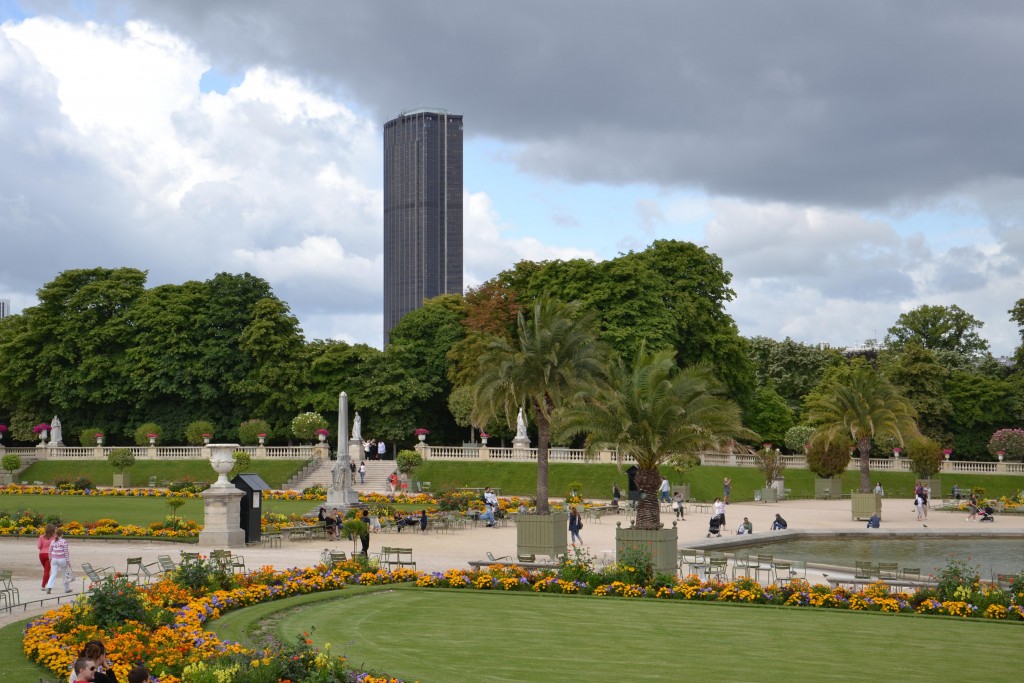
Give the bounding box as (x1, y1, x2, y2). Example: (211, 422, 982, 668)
(378, 547, 417, 571)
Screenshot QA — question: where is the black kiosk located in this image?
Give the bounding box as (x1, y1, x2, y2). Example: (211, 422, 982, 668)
(231, 473, 271, 544)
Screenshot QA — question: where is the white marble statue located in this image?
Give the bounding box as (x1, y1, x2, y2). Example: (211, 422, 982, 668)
(352, 412, 362, 442)
(516, 407, 528, 440)
(49, 415, 63, 446)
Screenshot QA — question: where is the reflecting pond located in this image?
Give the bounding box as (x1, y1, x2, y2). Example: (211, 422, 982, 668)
(726, 537, 1024, 578)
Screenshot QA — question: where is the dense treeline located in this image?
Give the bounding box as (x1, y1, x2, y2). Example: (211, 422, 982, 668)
(1, 241, 1023, 459)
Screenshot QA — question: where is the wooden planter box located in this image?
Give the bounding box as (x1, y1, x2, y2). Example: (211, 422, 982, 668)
(815, 477, 843, 500)
(113, 472, 130, 488)
(616, 524, 678, 576)
(851, 492, 882, 520)
(755, 487, 778, 503)
(516, 512, 568, 559)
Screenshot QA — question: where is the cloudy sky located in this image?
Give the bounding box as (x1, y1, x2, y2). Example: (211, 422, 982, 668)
(2, 1, 1023, 355)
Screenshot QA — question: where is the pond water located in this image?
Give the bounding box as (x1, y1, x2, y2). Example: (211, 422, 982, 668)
(725, 537, 1024, 578)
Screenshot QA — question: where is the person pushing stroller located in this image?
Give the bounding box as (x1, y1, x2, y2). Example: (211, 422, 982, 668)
(706, 512, 724, 537)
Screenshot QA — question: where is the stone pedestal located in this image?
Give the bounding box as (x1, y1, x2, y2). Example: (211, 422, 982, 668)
(512, 436, 531, 450)
(198, 485, 246, 548)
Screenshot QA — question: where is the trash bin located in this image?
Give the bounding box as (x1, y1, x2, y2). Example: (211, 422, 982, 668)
(231, 473, 271, 544)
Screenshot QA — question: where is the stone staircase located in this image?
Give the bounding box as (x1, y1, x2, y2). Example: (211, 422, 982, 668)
(288, 459, 397, 494)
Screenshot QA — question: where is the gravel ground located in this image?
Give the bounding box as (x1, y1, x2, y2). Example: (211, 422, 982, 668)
(3, 496, 1021, 628)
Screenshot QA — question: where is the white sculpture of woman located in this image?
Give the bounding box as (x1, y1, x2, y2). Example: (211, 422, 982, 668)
(50, 416, 63, 446)
(352, 412, 362, 442)
(516, 407, 528, 440)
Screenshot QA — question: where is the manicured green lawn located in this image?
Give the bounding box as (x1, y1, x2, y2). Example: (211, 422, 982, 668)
(277, 589, 1022, 682)
(0, 493, 318, 526)
(0, 616, 53, 680)
(414, 461, 1024, 502)
(17, 459, 307, 489)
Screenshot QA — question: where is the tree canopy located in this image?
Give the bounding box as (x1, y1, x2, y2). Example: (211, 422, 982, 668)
(884, 304, 989, 358)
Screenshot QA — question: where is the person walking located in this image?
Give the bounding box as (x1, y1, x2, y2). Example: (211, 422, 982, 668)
(672, 491, 685, 519)
(568, 506, 583, 545)
(45, 528, 72, 594)
(37, 523, 55, 588)
(388, 471, 399, 495)
(419, 509, 428, 533)
(713, 497, 726, 529)
(658, 477, 671, 503)
(359, 509, 371, 555)
(358, 461, 366, 484)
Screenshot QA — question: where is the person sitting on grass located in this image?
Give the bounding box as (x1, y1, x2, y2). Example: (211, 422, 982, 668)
(771, 514, 788, 530)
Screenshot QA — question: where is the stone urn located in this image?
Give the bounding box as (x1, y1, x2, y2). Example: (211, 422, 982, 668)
(209, 444, 236, 488)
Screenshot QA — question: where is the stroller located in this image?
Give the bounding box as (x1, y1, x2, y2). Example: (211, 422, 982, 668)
(707, 513, 724, 538)
(979, 505, 996, 522)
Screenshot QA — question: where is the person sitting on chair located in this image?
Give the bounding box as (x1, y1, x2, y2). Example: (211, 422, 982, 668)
(737, 517, 753, 535)
(771, 514, 788, 530)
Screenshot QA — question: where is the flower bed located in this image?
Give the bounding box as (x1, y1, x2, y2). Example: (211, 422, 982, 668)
(23, 554, 1024, 683)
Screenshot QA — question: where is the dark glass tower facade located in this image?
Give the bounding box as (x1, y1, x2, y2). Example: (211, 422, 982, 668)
(383, 109, 464, 343)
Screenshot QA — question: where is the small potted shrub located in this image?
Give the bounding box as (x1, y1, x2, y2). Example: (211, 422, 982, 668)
(107, 447, 136, 488)
(1, 453, 20, 485)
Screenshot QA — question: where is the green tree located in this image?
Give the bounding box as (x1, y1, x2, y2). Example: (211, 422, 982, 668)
(472, 296, 606, 514)
(107, 447, 136, 474)
(1010, 298, 1024, 367)
(0, 268, 145, 437)
(805, 436, 851, 479)
(232, 297, 307, 431)
(558, 347, 752, 530)
(946, 370, 1014, 459)
(806, 366, 919, 492)
(783, 425, 815, 453)
(744, 386, 795, 445)
(879, 342, 952, 441)
(884, 304, 990, 358)
(479, 240, 756, 408)
(746, 336, 845, 416)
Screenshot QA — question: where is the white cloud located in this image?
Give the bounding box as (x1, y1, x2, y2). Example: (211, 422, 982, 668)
(462, 190, 599, 288)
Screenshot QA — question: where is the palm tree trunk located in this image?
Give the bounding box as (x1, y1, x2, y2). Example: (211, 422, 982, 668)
(535, 407, 550, 515)
(634, 468, 662, 530)
(857, 437, 872, 493)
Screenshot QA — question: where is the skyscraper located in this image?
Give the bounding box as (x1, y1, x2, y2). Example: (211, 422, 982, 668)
(0, 298, 10, 320)
(383, 109, 463, 344)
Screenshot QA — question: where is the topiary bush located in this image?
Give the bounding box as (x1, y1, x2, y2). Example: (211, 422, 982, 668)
(185, 420, 216, 445)
(396, 449, 423, 475)
(133, 422, 162, 446)
(107, 447, 136, 474)
(805, 435, 852, 478)
(291, 412, 328, 442)
(77, 427, 104, 447)
(239, 418, 271, 445)
(2, 453, 21, 475)
(988, 428, 1024, 462)
(906, 435, 944, 478)
(784, 425, 816, 453)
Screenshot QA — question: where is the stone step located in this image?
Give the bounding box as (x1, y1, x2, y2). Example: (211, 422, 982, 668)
(289, 459, 399, 493)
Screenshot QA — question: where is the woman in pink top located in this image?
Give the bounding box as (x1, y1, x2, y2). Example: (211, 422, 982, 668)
(37, 523, 56, 588)
(46, 528, 72, 594)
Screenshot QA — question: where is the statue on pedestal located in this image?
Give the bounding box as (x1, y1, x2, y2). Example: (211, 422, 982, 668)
(516, 408, 527, 440)
(352, 412, 362, 442)
(49, 415, 63, 447)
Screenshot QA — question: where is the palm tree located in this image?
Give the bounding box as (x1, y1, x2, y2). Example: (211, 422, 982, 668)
(806, 365, 919, 492)
(558, 346, 753, 530)
(471, 296, 606, 514)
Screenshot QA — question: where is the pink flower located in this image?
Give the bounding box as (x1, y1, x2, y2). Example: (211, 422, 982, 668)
(316, 428, 330, 436)
(414, 428, 430, 436)
(147, 433, 158, 439)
